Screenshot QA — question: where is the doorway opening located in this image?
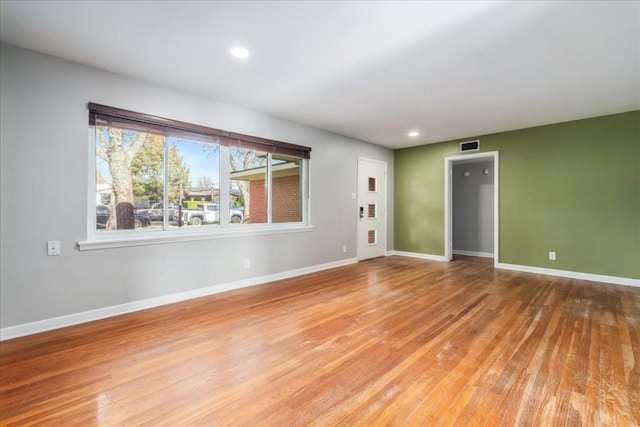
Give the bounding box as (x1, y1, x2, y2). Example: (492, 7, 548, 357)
(444, 151, 499, 267)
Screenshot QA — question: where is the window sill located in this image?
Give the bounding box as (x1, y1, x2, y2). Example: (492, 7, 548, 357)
(77, 224, 315, 251)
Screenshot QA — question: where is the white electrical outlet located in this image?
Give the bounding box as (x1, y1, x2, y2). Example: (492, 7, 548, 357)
(549, 251, 556, 261)
(244, 258, 251, 269)
(342, 245, 347, 254)
(47, 241, 61, 256)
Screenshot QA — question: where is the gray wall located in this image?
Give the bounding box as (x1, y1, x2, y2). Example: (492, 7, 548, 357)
(452, 161, 494, 255)
(0, 43, 394, 329)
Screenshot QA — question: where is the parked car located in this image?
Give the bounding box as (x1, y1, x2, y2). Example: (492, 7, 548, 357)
(96, 205, 151, 229)
(180, 203, 244, 225)
(147, 202, 181, 221)
(134, 210, 152, 228)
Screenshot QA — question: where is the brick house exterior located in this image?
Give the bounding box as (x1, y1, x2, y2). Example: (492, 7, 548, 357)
(249, 174, 300, 223)
(232, 161, 301, 224)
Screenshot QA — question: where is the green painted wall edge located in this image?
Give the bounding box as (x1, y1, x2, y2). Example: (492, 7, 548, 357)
(394, 110, 640, 279)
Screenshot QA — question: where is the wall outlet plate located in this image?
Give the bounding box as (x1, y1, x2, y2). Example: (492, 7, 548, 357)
(47, 241, 61, 256)
(549, 251, 556, 261)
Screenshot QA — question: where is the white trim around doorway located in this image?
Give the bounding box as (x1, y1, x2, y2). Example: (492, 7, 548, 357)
(444, 151, 499, 267)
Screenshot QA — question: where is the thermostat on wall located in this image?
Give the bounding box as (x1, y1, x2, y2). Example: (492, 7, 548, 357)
(460, 140, 480, 152)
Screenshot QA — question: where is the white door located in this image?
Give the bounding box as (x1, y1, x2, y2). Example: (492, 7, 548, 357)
(357, 158, 387, 260)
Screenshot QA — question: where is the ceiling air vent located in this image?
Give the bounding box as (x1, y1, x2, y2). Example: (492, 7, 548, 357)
(460, 140, 479, 152)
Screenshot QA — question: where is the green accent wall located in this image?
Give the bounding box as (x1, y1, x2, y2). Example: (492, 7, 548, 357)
(394, 111, 640, 279)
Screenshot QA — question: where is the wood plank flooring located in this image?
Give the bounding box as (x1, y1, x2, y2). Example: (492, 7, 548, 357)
(1, 256, 639, 426)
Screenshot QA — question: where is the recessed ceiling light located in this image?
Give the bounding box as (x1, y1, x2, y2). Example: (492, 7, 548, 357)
(408, 131, 420, 137)
(230, 46, 250, 59)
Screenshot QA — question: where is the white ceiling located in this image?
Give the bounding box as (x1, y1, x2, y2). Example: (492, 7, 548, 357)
(1, 1, 638, 149)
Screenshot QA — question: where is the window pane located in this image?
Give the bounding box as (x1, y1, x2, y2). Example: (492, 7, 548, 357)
(368, 177, 376, 192)
(229, 147, 267, 225)
(170, 138, 220, 229)
(368, 204, 377, 219)
(272, 155, 302, 223)
(95, 127, 163, 232)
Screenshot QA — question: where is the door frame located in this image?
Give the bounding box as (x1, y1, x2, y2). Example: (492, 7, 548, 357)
(444, 151, 499, 267)
(357, 157, 388, 261)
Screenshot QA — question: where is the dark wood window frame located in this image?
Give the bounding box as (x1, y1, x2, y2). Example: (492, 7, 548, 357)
(89, 103, 311, 159)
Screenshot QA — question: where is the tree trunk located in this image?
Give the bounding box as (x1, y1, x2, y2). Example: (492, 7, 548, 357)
(98, 129, 146, 229)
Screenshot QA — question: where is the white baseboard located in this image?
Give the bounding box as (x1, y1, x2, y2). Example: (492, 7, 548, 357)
(497, 263, 640, 288)
(388, 250, 448, 262)
(453, 250, 494, 258)
(388, 251, 639, 287)
(0, 257, 358, 341)
(5, 256, 636, 341)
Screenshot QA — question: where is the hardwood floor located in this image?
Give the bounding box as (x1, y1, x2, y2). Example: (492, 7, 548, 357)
(1, 256, 639, 426)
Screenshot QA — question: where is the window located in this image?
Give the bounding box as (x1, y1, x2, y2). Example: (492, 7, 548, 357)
(368, 177, 377, 192)
(272, 155, 303, 223)
(229, 147, 268, 225)
(368, 204, 377, 219)
(89, 103, 310, 241)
